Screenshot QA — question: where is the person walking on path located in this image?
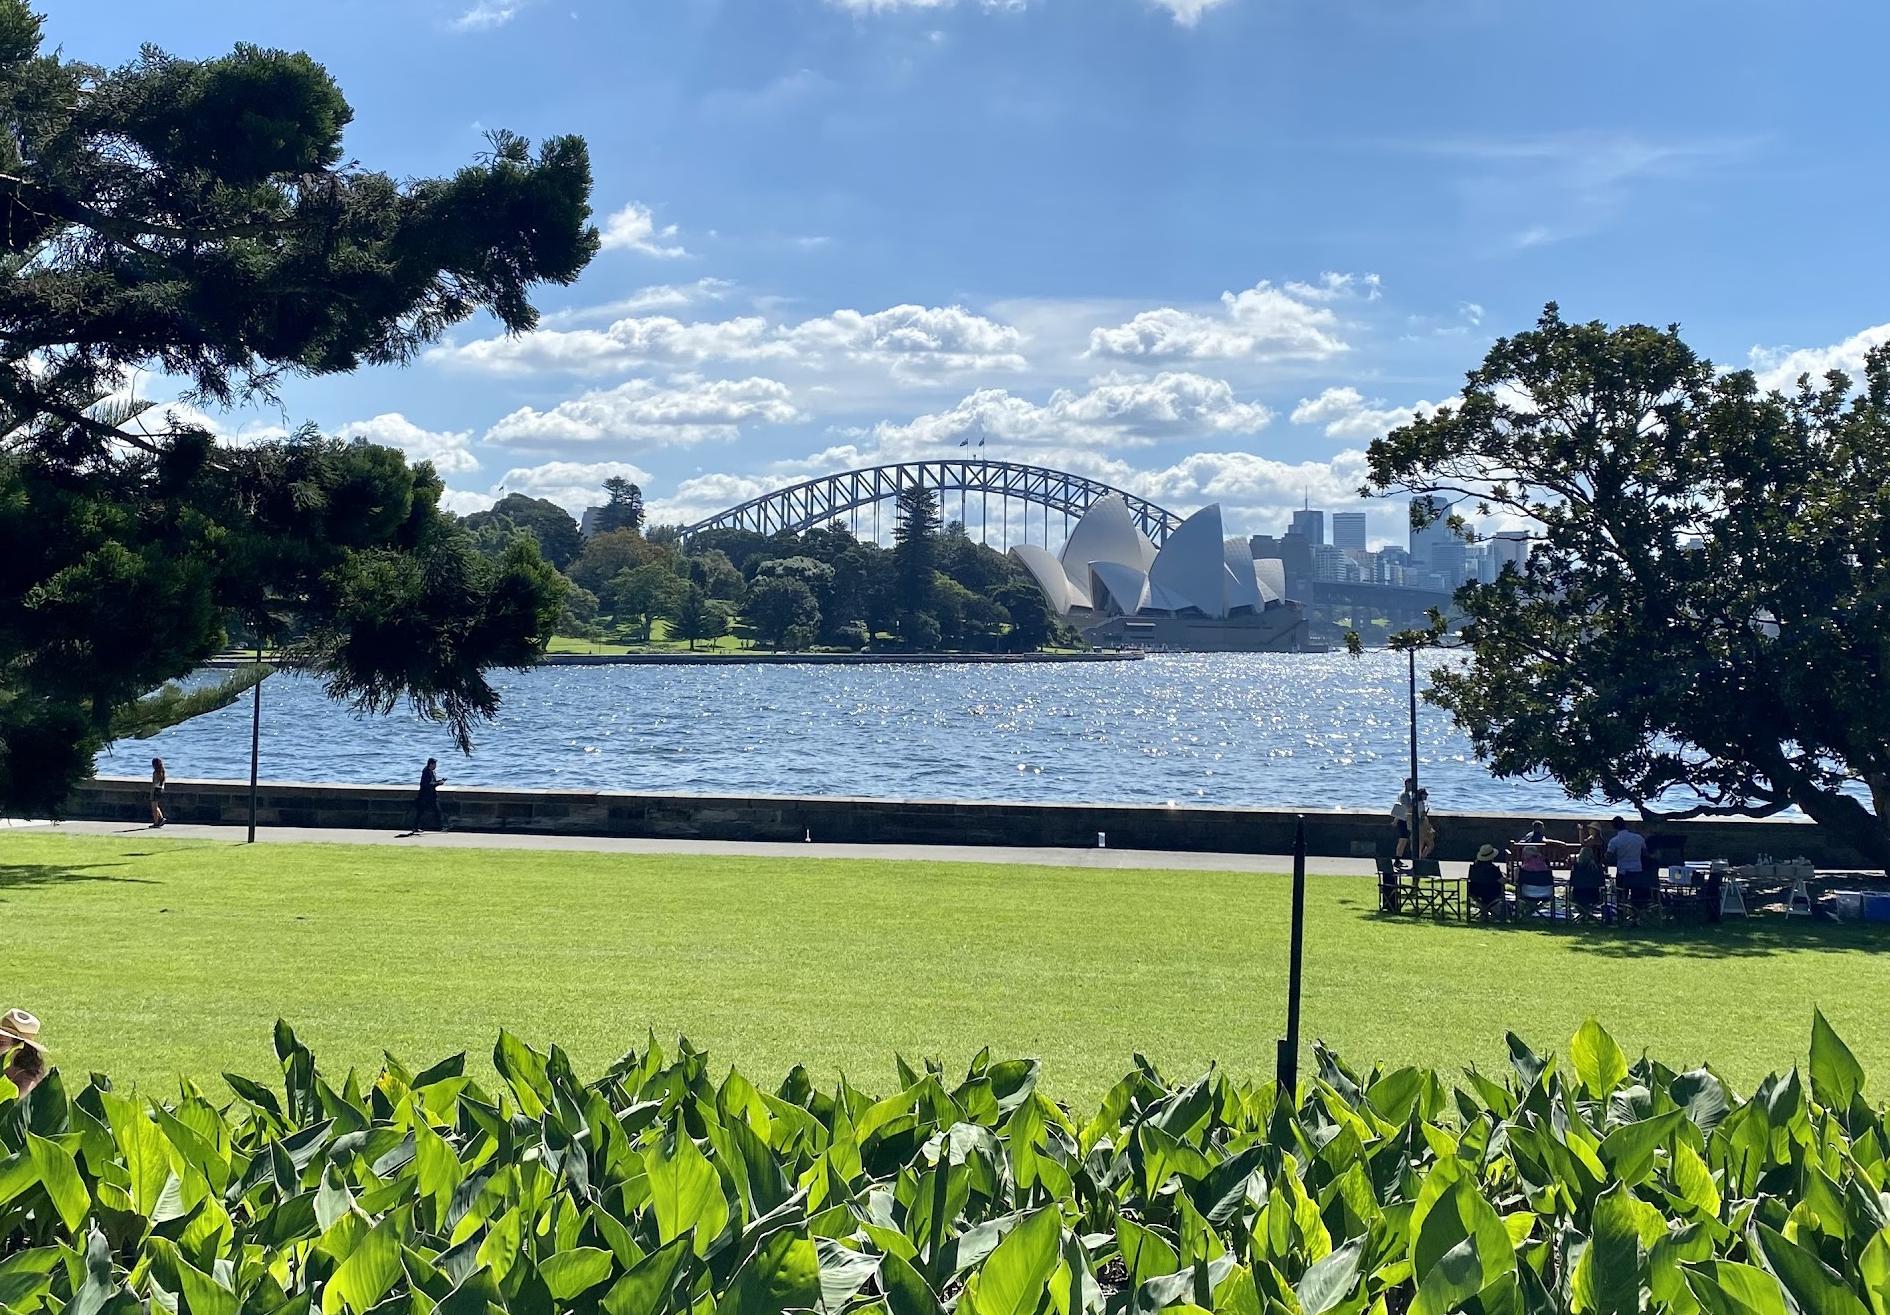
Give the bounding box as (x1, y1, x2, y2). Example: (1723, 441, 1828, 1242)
(411, 758, 446, 834)
(149, 757, 167, 828)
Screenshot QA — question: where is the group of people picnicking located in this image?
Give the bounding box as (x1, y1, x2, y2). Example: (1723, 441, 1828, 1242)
(1390, 778, 1670, 919)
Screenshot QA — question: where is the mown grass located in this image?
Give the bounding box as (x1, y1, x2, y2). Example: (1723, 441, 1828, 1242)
(3, 832, 1886, 1101)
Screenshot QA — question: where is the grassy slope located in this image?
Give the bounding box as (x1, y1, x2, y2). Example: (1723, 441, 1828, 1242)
(4, 833, 1885, 1101)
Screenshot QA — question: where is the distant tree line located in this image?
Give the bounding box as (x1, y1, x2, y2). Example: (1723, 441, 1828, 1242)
(459, 483, 1065, 653)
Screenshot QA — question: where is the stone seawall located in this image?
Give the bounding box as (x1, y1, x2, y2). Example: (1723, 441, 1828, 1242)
(64, 777, 1876, 869)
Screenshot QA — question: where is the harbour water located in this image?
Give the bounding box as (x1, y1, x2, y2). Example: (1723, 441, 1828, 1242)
(107, 653, 1608, 815)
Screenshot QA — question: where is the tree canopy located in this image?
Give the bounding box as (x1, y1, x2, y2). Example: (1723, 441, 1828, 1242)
(1366, 304, 1890, 869)
(0, 2, 596, 814)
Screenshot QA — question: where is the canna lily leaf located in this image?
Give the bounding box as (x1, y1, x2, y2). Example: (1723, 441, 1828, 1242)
(1810, 1010, 1866, 1114)
(1571, 1020, 1630, 1101)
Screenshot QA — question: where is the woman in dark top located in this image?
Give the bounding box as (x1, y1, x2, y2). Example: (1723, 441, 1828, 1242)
(149, 757, 166, 828)
(1467, 844, 1505, 918)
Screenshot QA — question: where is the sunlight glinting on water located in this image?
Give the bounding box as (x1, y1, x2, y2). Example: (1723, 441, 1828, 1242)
(119, 652, 1592, 813)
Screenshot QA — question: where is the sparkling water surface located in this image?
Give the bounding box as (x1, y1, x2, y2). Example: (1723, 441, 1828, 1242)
(112, 653, 1590, 814)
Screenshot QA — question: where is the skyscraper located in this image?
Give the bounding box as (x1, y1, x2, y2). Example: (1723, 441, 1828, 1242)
(1409, 495, 1455, 567)
(1331, 511, 1367, 551)
(1290, 508, 1325, 545)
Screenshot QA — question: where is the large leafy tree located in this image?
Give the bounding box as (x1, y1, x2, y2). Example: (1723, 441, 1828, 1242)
(0, 3, 596, 814)
(463, 494, 583, 571)
(1367, 305, 1890, 869)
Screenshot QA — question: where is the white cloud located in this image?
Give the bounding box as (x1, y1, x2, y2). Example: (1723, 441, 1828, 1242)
(645, 472, 784, 526)
(1748, 323, 1890, 393)
(483, 377, 803, 449)
(1284, 271, 1381, 302)
(449, 0, 525, 31)
(868, 371, 1271, 457)
(1086, 279, 1355, 363)
(336, 413, 480, 474)
(597, 203, 689, 258)
(431, 302, 1026, 382)
(541, 279, 734, 327)
(781, 304, 1028, 377)
(1147, 0, 1233, 23)
(1290, 387, 1455, 440)
(824, 0, 1227, 24)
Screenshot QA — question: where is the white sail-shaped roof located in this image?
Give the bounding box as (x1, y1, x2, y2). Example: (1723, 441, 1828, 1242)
(1148, 505, 1229, 617)
(1061, 495, 1156, 577)
(1012, 544, 1083, 615)
(1253, 557, 1285, 602)
(1089, 561, 1151, 616)
(1222, 538, 1264, 613)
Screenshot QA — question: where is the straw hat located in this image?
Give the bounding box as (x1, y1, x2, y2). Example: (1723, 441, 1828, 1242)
(1476, 844, 1499, 861)
(0, 1009, 45, 1054)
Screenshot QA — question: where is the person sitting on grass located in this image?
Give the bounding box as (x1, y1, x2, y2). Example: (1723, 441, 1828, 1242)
(1467, 844, 1505, 918)
(0, 1009, 49, 1098)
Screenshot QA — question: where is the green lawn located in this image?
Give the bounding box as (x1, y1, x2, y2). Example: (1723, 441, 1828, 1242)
(4, 832, 1886, 1101)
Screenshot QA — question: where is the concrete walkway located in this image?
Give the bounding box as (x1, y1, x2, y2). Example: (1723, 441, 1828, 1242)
(18, 818, 1377, 876)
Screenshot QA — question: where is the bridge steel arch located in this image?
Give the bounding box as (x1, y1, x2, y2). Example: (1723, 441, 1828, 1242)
(680, 460, 1184, 548)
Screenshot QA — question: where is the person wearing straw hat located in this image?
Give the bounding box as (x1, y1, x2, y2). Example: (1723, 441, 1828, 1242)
(0, 1008, 48, 1097)
(1467, 844, 1505, 918)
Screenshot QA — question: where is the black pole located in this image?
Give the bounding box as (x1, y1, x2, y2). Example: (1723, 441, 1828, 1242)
(247, 642, 262, 844)
(1408, 645, 1420, 865)
(1277, 814, 1307, 1096)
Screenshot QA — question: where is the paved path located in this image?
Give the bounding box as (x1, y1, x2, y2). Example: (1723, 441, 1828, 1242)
(17, 819, 1377, 876)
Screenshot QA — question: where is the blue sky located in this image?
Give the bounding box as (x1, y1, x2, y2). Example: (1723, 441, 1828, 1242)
(48, 0, 1890, 546)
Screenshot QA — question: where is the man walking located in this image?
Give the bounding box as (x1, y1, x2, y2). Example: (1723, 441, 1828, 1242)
(411, 758, 446, 834)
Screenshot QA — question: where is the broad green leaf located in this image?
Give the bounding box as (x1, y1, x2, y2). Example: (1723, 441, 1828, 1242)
(1411, 1235, 1483, 1315)
(1861, 1229, 1890, 1315)
(1573, 1183, 1641, 1315)
(1685, 1262, 1790, 1315)
(173, 1250, 238, 1315)
(1295, 1237, 1364, 1315)
(1571, 1020, 1630, 1100)
(0, 1247, 63, 1309)
(539, 1247, 614, 1301)
(720, 1229, 822, 1315)
(26, 1132, 90, 1234)
(1599, 1110, 1685, 1187)
(967, 1207, 1062, 1315)
(325, 1215, 403, 1315)
(601, 1237, 690, 1315)
(645, 1127, 729, 1257)
(882, 1250, 946, 1315)
(1810, 1010, 1866, 1113)
(1752, 1223, 1870, 1315)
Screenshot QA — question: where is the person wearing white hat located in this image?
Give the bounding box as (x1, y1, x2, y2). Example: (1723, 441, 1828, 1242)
(0, 1009, 48, 1097)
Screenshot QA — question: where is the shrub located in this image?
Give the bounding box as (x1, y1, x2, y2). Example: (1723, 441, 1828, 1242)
(0, 1017, 1878, 1315)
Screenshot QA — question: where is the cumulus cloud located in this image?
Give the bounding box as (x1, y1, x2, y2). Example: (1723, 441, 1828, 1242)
(431, 302, 1026, 382)
(1146, 0, 1234, 23)
(1290, 386, 1455, 440)
(597, 203, 689, 258)
(781, 304, 1027, 377)
(824, 0, 1230, 24)
(483, 377, 803, 449)
(1747, 323, 1890, 393)
(449, 0, 525, 31)
(542, 279, 735, 328)
(1086, 279, 1356, 363)
(336, 413, 480, 474)
(867, 371, 1271, 457)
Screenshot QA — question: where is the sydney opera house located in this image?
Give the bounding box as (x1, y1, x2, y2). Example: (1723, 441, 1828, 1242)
(1012, 497, 1308, 651)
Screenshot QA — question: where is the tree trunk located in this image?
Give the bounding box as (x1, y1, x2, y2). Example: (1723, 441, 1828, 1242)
(1788, 783, 1890, 873)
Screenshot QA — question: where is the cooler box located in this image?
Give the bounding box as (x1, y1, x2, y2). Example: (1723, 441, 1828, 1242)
(1863, 894, 1890, 923)
(1832, 891, 1865, 921)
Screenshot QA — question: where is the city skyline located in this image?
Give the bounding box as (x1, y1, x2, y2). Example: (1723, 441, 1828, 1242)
(41, 0, 1890, 552)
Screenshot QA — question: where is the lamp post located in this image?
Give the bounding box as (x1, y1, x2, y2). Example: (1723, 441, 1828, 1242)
(1276, 814, 1307, 1096)
(247, 641, 262, 843)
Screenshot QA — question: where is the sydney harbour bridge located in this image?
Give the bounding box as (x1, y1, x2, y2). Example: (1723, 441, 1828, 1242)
(681, 459, 1182, 549)
(679, 458, 1450, 634)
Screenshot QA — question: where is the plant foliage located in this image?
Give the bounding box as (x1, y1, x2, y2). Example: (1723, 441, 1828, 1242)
(1, 1016, 1885, 1314)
